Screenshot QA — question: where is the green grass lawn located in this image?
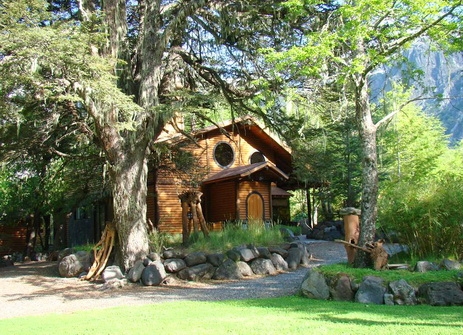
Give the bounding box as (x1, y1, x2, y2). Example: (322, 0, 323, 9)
(1, 296, 462, 335)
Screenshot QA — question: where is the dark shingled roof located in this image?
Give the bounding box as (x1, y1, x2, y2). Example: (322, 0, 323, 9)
(202, 162, 289, 184)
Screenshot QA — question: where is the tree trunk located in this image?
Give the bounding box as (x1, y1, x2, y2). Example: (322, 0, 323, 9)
(110, 148, 150, 271)
(353, 74, 379, 268)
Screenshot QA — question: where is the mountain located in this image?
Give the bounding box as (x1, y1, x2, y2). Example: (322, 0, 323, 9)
(370, 40, 463, 144)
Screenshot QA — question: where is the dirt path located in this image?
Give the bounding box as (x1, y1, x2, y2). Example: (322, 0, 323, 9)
(0, 241, 347, 320)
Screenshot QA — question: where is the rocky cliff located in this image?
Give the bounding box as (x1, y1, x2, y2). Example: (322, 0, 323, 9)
(371, 40, 463, 143)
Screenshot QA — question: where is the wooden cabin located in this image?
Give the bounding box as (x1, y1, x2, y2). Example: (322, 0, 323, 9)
(148, 117, 294, 234)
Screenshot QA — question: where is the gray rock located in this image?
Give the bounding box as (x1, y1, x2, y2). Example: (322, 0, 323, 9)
(271, 253, 288, 272)
(206, 253, 225, 267)
(257, 247, 272, 259)
(213, 259, 243, 280)
(58, 254, 84, 278)
(286, 247, 303, 270)
(236, 247, 259, 262)
(141, 261, 166, 286)
(418, 282, 463, 306)
(74, 251, 92, 272)
(58, 248, 75, 262)
(178, 263, 215, 281)
(237, 261, 254, 277)
(268, 246, 288, 258)
(184, 252, 207, 267)
(301, 268, 330, 300)
(415, 261, 439, 272)
(441, 259, 462, 271)
(164, 258, 187, 273)
(163, 249, 187, 259)
(250, 258, 277, 276)
(147, 252, 161, 262)
(384, 293, 395, 305)
(100, 278, 128, 291)
(355, 276, 386, 304)
(389, 279, 417, 305)
(329, 274, 355, 301)
(102, 265, 124, 282)
(127, 260, 145, 283)
(226, 249, 241, 262)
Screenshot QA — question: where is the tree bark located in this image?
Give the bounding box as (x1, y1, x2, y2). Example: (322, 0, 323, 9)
(353, 73, 379, 268)
(110, 147, 150, 271)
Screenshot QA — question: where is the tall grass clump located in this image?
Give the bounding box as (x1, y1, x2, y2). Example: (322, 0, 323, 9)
(378, 177, 463, 260)
(187, 220, 284, 253)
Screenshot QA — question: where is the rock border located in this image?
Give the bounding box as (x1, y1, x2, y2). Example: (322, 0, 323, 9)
(301, 260, 463, 306)
(58, 241, 312, 286)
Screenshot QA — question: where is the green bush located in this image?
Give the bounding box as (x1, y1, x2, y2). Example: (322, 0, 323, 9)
(379, 177, 463, 260)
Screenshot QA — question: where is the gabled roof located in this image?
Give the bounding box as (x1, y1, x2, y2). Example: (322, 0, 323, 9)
(156, 116, 293, 174)
(203, 162, 289, 185)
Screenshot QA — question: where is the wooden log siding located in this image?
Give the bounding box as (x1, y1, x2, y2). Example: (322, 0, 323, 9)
(238, 181, 271, 221)
(205, 181, 237, 222)
(0, 224, 27, 256)
(150, 120, 291, 233)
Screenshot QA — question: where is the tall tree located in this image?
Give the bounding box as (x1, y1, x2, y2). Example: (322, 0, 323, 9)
(0, 0, 292, 269)
(263, 0, 463, 266)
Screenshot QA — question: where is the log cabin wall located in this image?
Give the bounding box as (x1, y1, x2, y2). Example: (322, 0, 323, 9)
(204, 181, 237, 222)
(0, 223, 27, 256)
(237, 181, 271, 221)
(149, 121, 290, 234)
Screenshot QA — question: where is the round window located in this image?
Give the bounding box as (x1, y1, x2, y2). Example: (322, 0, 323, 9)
(250, 151, 265, 164)
(214, 142, 234, 168)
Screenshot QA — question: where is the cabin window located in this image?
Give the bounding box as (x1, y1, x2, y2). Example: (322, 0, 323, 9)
(250, 151, 265, 164)
(214, 142, 234, 168)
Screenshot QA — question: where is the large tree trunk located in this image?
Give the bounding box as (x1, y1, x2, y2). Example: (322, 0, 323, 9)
(110, 147, 150, 271)
(353, 74, 379, 268)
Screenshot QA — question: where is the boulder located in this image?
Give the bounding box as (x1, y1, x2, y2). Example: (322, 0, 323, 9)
(163, 249, 187, 259)
(237, 261, 254, 277)
(147, 252, 161, 262)
(58, 254, 85, 277)
(58, 248, 75, 262)
(250, 258, 277, 276)
(184, 252, 207, 267)
(355, 276, 386, 304)
(286, 247, 303, 270)
(418, 282, 463, 306)
(270, 253, 288, 272)
(388, 279, 417, 305)
(384, 293, 395, 305)
(74, 251, 92, 272)
(226, 249, 241, 262)
(256, 247, 272, 259)
(164, 258, 187, 273)
(206, 253, 225, 267)
(415, 261, 439, 273)
(178, 263, 215, 281)
(301, 268, 330, 300)
(213, 259, 243, 280)
(102, 265, 124, 282)
(268, 246, 288, 258)
(441, 259, 461, 271)
(141, 261, 166, 286)
(236, 247, 259, 262)
(127, 260, 145, 283)
(328, 274, 355, 301)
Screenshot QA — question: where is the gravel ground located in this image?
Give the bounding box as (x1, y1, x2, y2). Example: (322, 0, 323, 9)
(0, 240, 347, 320)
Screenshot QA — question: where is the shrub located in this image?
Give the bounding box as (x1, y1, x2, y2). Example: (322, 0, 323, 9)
(379, 177, 463, 260)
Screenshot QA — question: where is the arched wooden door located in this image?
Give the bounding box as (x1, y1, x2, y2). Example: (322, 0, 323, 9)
(247, 192, 264, 222)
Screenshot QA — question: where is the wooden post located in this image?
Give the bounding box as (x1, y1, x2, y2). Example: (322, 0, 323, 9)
(340, 207, 361, 264)
(179, 191, 209, 243)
